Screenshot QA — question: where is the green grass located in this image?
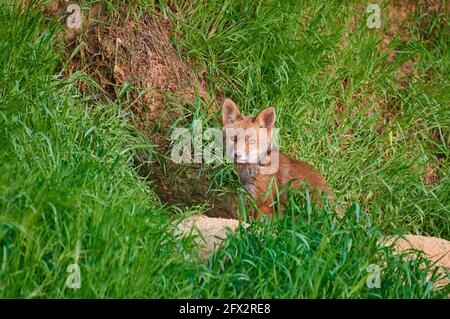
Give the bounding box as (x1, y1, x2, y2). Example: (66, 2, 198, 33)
(0, 1, 448, 298)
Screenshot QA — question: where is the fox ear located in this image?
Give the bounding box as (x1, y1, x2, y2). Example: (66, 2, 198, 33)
(255, 107, 276, 128)
(222, 99, 241, 125)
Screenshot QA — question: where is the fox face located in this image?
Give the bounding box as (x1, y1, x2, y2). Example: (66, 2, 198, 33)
(222, 99, 276, 164)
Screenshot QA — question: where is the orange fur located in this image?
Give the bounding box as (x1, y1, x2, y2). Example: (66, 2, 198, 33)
(222, 98, 335, 218)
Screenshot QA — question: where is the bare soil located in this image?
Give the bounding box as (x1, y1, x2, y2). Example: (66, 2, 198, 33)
(61, 3, 238, 218)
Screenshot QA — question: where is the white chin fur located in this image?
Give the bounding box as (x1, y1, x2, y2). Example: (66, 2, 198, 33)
(235, 151, 260, 164)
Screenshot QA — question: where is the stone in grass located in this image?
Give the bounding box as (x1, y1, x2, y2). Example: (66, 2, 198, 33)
(174, 215, 247, 260)
(175, 216, 450, 291)
(385, 235, 450, 288)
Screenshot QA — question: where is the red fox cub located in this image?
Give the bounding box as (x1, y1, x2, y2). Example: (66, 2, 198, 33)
(222, 98, 335, 218)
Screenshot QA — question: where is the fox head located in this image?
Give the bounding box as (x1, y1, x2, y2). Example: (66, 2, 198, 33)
(222, 98, 276, 164)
